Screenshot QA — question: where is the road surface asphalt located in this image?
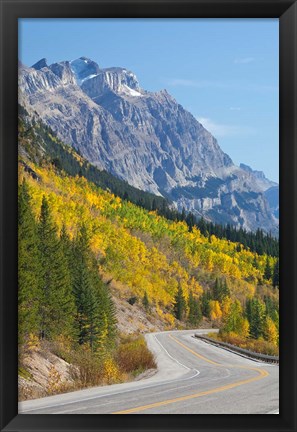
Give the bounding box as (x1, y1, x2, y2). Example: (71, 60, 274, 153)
(19, 329, 279, 414)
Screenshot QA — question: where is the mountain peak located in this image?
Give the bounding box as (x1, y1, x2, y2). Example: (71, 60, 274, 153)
(78, 64, 143, 99)
(70, 57, 101, 85)
(240, 163, 277, 189)
(79, 56, 92, 62)
(240, 163, 253, 173)
(32, 58, 48, 70)
(48, 61, 76, 85)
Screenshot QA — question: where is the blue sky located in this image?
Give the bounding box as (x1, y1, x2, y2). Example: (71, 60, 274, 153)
(19, 19, 279, 182)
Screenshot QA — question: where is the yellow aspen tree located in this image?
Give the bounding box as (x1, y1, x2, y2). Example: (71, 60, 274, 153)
(263, 316, 278, 346)
(221, 296, 232, 320)
(239, 317, 250, 338)
(209, 300, 222, 321)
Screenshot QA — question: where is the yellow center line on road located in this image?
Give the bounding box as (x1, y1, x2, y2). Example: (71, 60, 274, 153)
(168, 335, 269, 375)
(113, 333, 269, 414)
(168, 334, 221, 365)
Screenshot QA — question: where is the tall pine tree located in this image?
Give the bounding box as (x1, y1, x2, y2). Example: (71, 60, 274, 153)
(173, 285, 186, 321)
(18, 180, 42, 343)
(187, 291, 202, 326)
(201, 290, 211, 318)
(272, 259, 279, 288)
(246, 298, 266, 339)
(72, 224, 117, 352)
(38, 196, 75, 340)
(264, 257, 272, 282)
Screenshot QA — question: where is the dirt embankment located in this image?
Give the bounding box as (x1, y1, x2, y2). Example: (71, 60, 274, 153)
(19, 347, 77, 401)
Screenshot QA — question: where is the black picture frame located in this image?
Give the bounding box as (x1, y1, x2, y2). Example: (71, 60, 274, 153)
(1, 1, 296, 431)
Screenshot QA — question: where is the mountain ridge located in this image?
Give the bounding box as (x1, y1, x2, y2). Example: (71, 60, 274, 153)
(19, 57, 278, 234)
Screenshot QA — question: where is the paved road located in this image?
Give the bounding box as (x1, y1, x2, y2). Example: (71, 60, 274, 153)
(19, 329, 279, 414)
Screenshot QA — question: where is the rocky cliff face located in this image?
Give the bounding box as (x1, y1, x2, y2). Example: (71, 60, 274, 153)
(19, 57, 278, 234)
(239, 163, 278, 191)
(240, 163, 279, 221)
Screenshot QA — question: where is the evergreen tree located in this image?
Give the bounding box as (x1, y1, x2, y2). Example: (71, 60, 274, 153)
(201, 290, 211, 318)
(93, 269, 117, 350)
(212, 278, 221, 301)
(60, 223, 72, 259)
(38, 195, 75, 340)
(72, 225, 101, 350)
(222, 279, 230, 299)
(198, 217, 207, 236)
(72, 224, 117, 352)
(181, 207, 186, 221)
(18, 180, 42, 343)
(264, 295, 276, 318)
(173, 285, 186, 321)
(212, 278, 229, 302)
(187, 291, 202, 326)
(185, 212, 195, 232)
(248, 298, 266, 339)
(142, 291, 150, 311)
(272, 259, 279, 288)
(264, 257, 272, 282)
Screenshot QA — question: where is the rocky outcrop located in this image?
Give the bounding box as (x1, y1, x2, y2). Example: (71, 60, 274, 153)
(19, 57, 278, 234)
(240, 163, 278, 192)
(264, 186, 279, 219)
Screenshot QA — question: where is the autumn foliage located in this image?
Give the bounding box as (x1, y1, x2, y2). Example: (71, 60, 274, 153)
(19, 161, 279, 360)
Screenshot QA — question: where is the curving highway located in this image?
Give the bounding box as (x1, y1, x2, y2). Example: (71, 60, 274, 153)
(19, 329, 279, 414)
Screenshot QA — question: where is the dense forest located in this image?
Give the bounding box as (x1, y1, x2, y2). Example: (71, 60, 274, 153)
(19, 161, 279, 342)
(19, 106, 279, 258)
(19, 180, 117, 350)
(18, 106, 279, 398)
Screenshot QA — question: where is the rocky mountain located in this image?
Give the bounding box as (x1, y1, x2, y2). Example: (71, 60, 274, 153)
(239, 163, 279, 220)
(264, 186, 279, 220)
(18, 57, 278, 234)
(239, 163, 278, 191)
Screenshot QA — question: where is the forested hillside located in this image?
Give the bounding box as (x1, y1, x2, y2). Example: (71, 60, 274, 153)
(19, 106, 279, 257)
(18, 108, 279, 399)
(19, 162, 279, 336)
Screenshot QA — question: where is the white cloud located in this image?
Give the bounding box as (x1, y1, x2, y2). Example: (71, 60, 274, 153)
(196, 117, 255, 138)
(229, 107, 241, 111)
(234, 57, 255, 64)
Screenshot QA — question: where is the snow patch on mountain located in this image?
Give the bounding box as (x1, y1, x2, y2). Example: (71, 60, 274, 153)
(70, 57, 100, 85)
(121, 84, 143, 97)
(81, 74, 99, 84)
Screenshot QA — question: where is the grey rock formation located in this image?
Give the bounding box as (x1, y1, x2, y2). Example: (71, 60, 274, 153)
(264, 186, 279, 219)
(32, 58, 48, 70)
(240, 163, 279, 221)
(18, 57, 279, 234)
(239, 163, 278, 191)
